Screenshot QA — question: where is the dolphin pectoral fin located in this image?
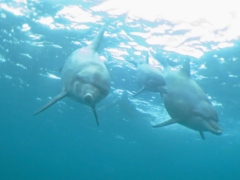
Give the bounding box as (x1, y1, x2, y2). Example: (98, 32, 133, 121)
(199, 131, 205, 140)
(33, 91, 67, 116)
(133, 87, 145, 97)
(152, 118, 179, 128)
(92, 106, 99, 126)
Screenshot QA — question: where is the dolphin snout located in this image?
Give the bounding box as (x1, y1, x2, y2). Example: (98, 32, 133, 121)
(211, 127, 222, 135)
(84, 93, 94, 104)
(209, 120, 222, 135)
(214, 130, 222, 135)
(158, 86, 167, 94)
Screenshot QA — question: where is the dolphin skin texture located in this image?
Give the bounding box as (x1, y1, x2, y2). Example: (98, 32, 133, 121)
(153, 58, 222, 139)
(34, 25, 110, 125)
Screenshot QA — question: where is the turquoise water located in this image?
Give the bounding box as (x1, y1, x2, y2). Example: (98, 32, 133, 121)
(1, 0, 240, 179)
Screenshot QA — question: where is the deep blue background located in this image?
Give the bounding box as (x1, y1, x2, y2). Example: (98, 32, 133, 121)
(1, 1, 240, 180)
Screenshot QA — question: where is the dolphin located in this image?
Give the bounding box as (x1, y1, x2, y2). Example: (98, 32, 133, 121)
(34, 25, 110, 125)
(152, 57, 222, 139)
(133, 50, 167, 97)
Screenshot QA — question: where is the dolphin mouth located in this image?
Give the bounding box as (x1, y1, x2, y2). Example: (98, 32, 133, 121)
(213, 130, 222, 135)
(209, 120, 222, 135)
(158, 86, 167, 94)
(203, 120, 222, 135)
(84, 93, 93, 104)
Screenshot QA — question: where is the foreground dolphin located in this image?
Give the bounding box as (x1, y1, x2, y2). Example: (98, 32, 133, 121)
(152, 57, 222, 139)
(34, 25, 110, 125)
(133, 51, 167, 97)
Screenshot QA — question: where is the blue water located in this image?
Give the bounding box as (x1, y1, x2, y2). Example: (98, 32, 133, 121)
(1, 1, 240, 179)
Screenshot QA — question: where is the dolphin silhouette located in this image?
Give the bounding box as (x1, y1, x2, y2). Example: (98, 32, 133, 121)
(152, 57, 222, 139)
(34, 25, 110, 125)
(132, 50, 167, 97)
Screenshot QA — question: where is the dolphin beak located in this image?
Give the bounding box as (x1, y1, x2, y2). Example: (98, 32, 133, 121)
(158, 86, 167, 97)
(203, 120, 222, 135)
(209, 120, 222, 135)
(158, 86, 167, 94)
(84, 93, 93, 104)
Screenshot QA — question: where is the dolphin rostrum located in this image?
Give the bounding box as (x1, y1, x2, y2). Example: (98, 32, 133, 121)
(34, 25, 110, 125)
(152, 57, 222, 139)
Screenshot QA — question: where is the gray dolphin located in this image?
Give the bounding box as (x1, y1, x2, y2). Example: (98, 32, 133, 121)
(152, 57, 222, 139)
(34, 25, 110, 125)
(133, 51, 167, 97)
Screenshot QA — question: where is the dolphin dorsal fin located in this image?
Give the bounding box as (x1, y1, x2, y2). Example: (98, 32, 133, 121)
(127, 58, 139, 68)
(180, 58, 191, 77)
(149, 49, 169, 69)
(88, 25, 106, 52)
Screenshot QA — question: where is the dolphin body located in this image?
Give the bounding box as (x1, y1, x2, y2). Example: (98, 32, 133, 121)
(153, 58, 222, 139)
(133, 51, 167, 97)
(34, 25, 110, 125)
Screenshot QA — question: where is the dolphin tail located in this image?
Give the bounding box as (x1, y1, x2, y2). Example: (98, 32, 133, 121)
(92, 106, 99, 126)
(33, 91, 67, 116)
(133, 86, 145, 97)
(89, 25, 106, 52)
(152, 118, 179, 128)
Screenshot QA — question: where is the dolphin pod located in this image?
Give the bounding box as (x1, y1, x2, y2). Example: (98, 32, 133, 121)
(33, 23, 223, 139)
(152, 57, 222, 139)
(34, 25, 110, 125)
(133, 50, 167, 97)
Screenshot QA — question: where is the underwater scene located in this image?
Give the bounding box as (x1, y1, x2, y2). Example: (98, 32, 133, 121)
(1, 0, 240, 179)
